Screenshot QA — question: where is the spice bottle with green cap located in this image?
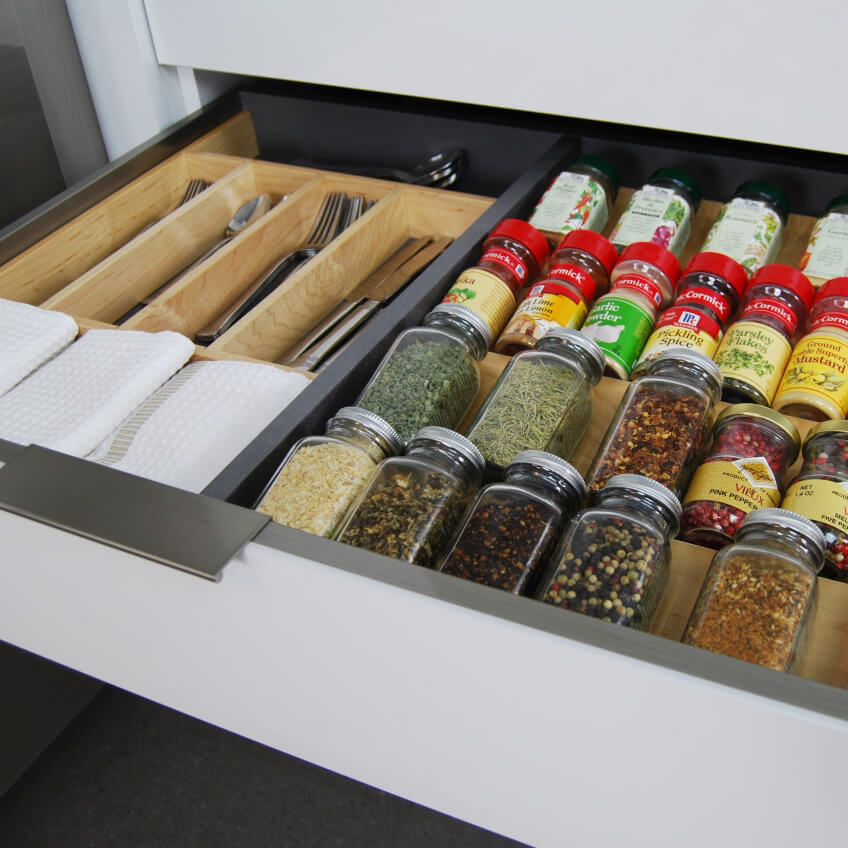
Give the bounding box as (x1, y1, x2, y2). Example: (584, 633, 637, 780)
(255, 406, 401, 538)
(536, 474, 681, 631)
(356, 303, 490, 445)
(494, 230, 617, 354)
(527, 155, 620, 247)
(798, 195, 848, 288)
(439, 451, 586, 596)
(699, 180, 789, 277)
(579, 241, 680, 378)
(439, 218, 549, 342)
(714, 264, 814, 405)
(335, 426, 485, 569)
(607, 167, 701, 258)
(465, 327, 604, 477)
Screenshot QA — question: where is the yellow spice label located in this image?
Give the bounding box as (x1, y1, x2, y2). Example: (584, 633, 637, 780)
(442, 268, 516, 339)
(782, 478, 848, 534)
(684, 459, 781, 511)
(773, 333, 848, 416)
(637, 325, 720, 366)
(714, 321, 791, 403)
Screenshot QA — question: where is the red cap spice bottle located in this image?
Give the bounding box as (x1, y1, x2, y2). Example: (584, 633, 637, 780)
(773, 278, 848, 420)
(679, 404, 801, 549)
(714, 264, 814, 406)
(439, 450, 586, 596)
(439, 218, 550, 342)
(494, 230, 617, 354)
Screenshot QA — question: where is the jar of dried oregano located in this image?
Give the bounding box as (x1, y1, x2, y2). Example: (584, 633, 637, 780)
(255, 406, 401, 538)
(683, 508, 825, 672)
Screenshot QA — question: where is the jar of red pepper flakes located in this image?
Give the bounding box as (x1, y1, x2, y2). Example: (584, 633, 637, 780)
(440, 219, 550, 343)
(781, 421, 848, 581)
(679, 404, 801, 549)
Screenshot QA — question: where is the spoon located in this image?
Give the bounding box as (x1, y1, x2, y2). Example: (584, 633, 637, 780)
(291, 150, 464, 185)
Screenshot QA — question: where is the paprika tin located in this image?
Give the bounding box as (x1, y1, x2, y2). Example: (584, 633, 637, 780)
(798, 194, 848, 288)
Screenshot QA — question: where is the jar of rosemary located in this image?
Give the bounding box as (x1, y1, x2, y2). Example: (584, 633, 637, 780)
(355, 303, 490, 445)
(335, 426, 485, 569)
(439, 450, 586, 596)
(255, 407, 402, 538)
(465, 327, 604, 477)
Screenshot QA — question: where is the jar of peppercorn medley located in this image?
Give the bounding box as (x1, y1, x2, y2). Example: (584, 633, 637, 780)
(536, 474, 681, 630)
(679, 404, 800, 548)
(439, 451, 586, 596)
(335, 426, 485, 570)
(465, 328, 604, 477)
(585, 347, 723, 499)
(781, 421, 848, 581)
(255, 406, 402, 538)
(682, 508, 824, 672)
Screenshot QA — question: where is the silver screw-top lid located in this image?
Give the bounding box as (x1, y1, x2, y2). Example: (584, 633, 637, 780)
(737, 507, 826, 567)
(409, 425, 486, 472)
(601, 474, 683, 521)
(509, 449, 586, 498)
(649, 346, 722, 388)
(330, 406, 403, 454)
(427, 302, 494, 349)
(536, 327, 605, 381)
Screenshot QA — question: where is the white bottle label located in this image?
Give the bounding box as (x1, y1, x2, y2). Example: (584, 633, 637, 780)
(608, 185, 692, 258)
(528, 171, 609, 236)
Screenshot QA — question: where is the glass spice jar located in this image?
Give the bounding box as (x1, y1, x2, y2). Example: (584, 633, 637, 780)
(527, 154, 620, 247)
(438, 450, 586, 595)
(798, 194, 848, 288)
(494, 230, 617, 354)
(465, 328, 604, 477)
(682, 508, 824, 672)
(580, 242, 680, 378)
(679, 404, 800, 548)
(335, 426, 485, 569)
(773, 278, 848, 420)
(255, 406, 402, 538)
(536, 474, 681, 630)
(607, 167, 701, 258)
(585, 347, 722, 499)
(355, 303, 490, 445)
(713, 264, 814, 406)
(439, 218, 550, 342)
(781, 421, 848, 581)
(699, 180, 789, 278)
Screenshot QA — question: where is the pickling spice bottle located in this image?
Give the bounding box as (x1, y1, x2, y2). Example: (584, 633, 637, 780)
(781, 421, 848, 581)
(439, 218, 550, 342)
(607, 167, 701, 258)
(580, 242, 680, 379)
(494, 230, 617, 354)
(255, 406, 402, 538)
(585, 347, 722, 499)
(683, 508, 824, 672)
(679, 404, 800, 548)
(536, 474, 681, 630)
(335, 426, 484, 569)
(527, 154, 620, 247)
(699, 180, 789, 277)
(439, 450, 586, 596)
(713, 264, 814, 406)
(465, 327, 604, 477)
(798, 194, 848, 288)
(773, 278, 848, 420)
(356, 303, 490, 445)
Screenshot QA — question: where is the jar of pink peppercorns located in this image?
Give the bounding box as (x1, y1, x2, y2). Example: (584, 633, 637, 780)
(679, 404, 800, 548)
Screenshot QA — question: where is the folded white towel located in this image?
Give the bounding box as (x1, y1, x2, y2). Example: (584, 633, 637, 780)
(0, 299, 78, 397)
(0, 329, 194, 456)
(89, 359, 310, 492)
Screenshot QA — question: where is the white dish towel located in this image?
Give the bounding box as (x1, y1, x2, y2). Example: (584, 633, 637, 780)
(0, 329, 195, 456)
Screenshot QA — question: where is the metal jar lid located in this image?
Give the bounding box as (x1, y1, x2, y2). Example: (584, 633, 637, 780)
(428, 302, 494, 349)
(804, 420, 848, 443)
(649, 346, 723, 388)
(409, 425, 486, 473)
(509, 450, 586, 498)
(715, 403, 801, 453)
(535, 327, 605, 380)
(330, 406, 403, 454)
(601, 473, 683, 522)
(737, 507, 826, 565)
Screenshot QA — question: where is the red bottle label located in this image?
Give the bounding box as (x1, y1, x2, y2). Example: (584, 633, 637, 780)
(611, 273, 664, 307)
(676, 285, 733, 322)
(741, 296, 799, 334)
(526, 281, 584, 305)
(479, 247, 529, 285)
(812, 310, 848, 334)
(655, 306, 722, 338)
(546, 263, 596, 300)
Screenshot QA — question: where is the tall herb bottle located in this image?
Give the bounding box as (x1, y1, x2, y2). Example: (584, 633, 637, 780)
(798, 195, 848, 288)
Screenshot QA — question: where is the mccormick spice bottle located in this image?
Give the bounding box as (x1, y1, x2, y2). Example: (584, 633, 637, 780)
(631, 251, 747, 377)
(465, 328, 604, 477)
(713, 264, 814, 406)
(255, 406, 401, 538)
(781, 421, 848, 581)
(579, 242, 680, 378)
(683, 508, 824, 672)
(439, 218, 549, 342)
(527, 155, 620, 247)
(335, 426, 484, 569)
(798, 195, 848, 288)
(699, 180, 789, 277)
(585, 347, 722, 499)
(679, 404, 800, 548)
(608, 167, 701, 259)
(537, 474, 682, 630)
(356, 303, 490, 444)
(495, 230, 617, 354)
(439, 450, 586, 595)
(773, 278, 848, 420)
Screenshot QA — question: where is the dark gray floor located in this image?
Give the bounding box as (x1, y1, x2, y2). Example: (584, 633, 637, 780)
(0, 686, 527, 847)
